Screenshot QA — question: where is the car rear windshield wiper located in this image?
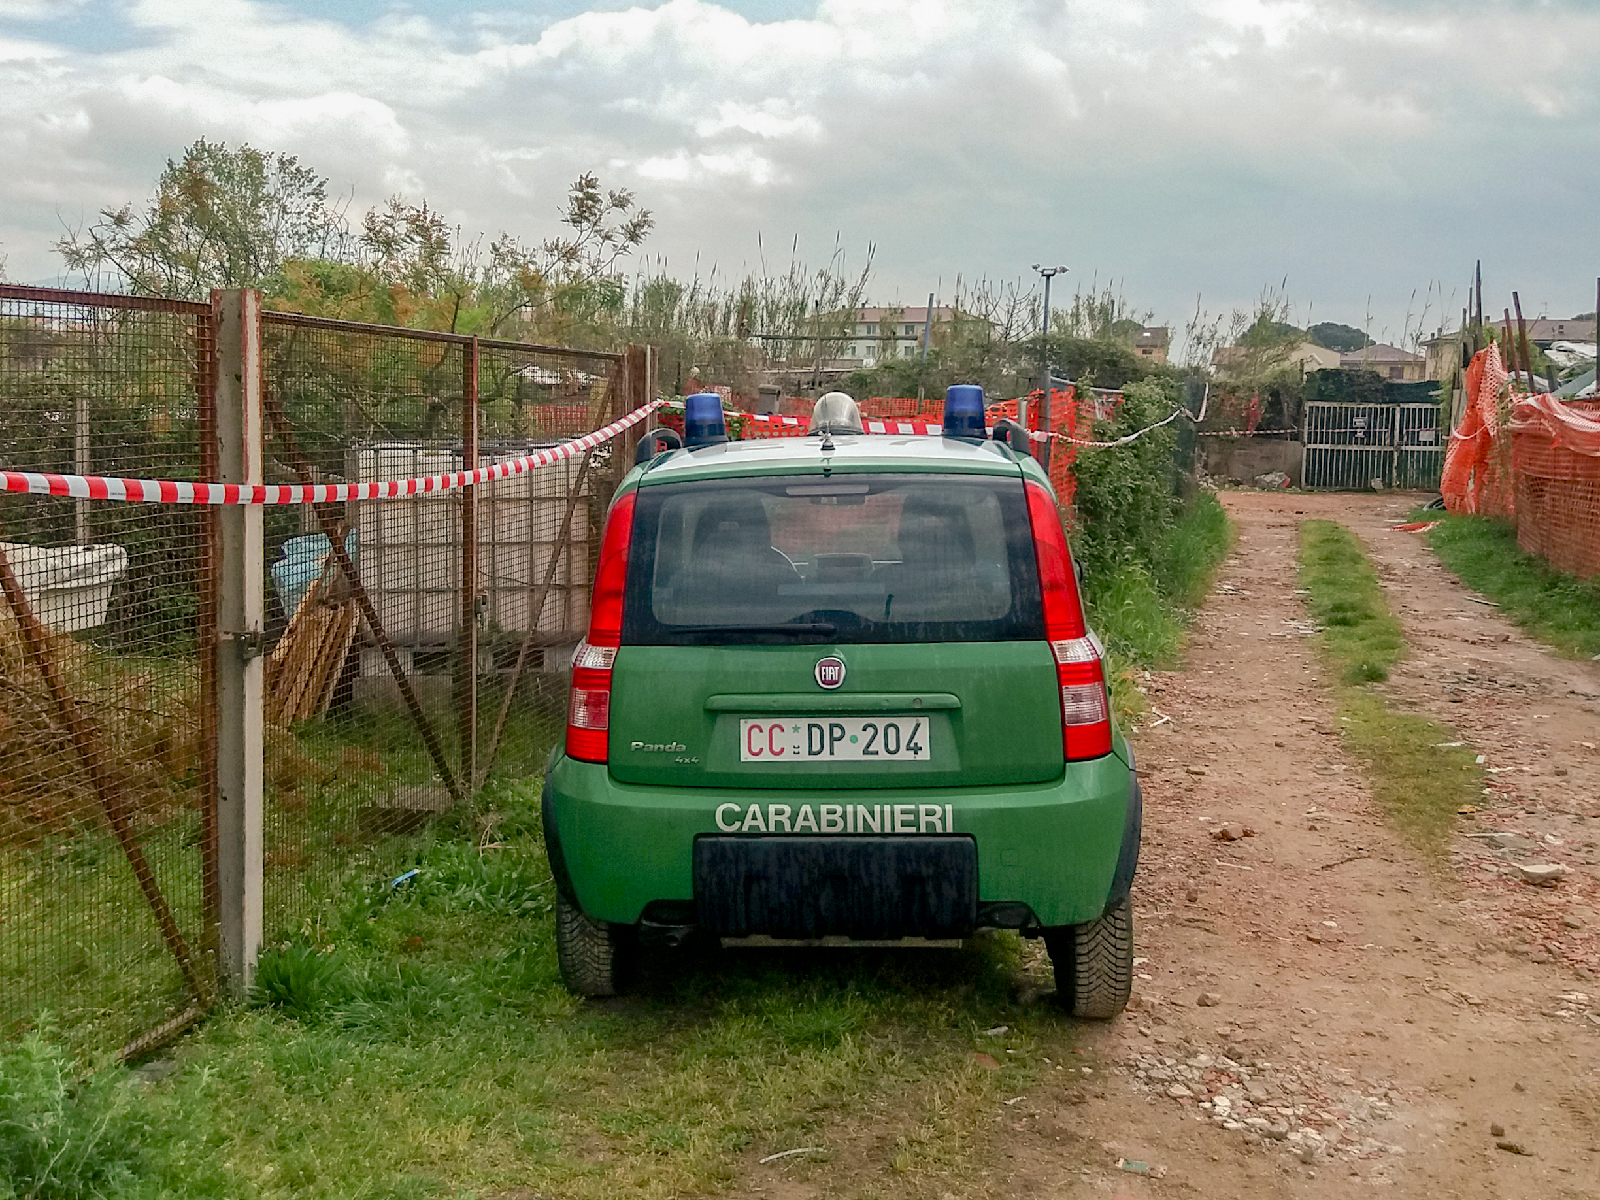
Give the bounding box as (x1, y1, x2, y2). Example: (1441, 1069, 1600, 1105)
(671, 622, 838, 636)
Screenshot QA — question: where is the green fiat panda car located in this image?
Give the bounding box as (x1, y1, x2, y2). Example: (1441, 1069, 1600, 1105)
(541, 387, 1139, 1017)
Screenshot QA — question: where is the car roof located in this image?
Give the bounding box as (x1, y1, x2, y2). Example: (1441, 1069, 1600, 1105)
(631, 434, 1036, 488)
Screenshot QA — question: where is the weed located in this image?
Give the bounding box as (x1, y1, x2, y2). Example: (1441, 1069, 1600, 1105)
(1340, 692, 1482, 854)
(1425, 514, 1600, 659)
(1086, 489, 1233, 718)
(1150, 488, 1233, 609)
(251, 944, 353, 1019)
(0, 1033, 146, 1200)
(1298, 521, 1481, 859)
(1072, 379, 1184, 583)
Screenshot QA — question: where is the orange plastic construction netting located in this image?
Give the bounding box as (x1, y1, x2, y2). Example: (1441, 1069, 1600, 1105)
(1442, 343, 1600, 579)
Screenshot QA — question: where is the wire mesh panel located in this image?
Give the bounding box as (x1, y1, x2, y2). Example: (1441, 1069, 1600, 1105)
(257, 315, 624, 944)
(1303, 402, 1392, 490)
(1395, 403, 1444, 491)
(472, 342, 622, 788)
(259, 315, 470, 943)
(0, 286, 216, 1055)
(1304, 402, 1444, 491)
(2, 287, 638, 1051)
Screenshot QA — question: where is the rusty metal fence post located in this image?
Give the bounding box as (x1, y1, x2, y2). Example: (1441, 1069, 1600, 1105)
(213, 289, 265, 995)
(457, 338, 479, 796)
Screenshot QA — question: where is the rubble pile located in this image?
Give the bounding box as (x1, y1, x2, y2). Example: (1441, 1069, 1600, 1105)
(1125, 1048, 1407, 1163)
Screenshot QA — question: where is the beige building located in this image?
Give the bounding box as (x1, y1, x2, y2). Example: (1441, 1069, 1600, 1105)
(1422, 330, 1462, 381)
(1133, 326, 1170, 364)
(842, 306, 989, 365)
(1210, 340, 1340, 380)
(1520, 317, 1599, 346)
(1288, 342, 1342, 373)
(1338, 343, 1426, 382)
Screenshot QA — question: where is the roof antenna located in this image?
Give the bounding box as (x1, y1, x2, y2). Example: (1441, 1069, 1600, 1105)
(820, 429, 836, 451)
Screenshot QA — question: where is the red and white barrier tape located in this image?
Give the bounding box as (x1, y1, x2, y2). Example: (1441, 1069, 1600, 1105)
(0, 400, 665, 505)
(673, 399, 1192, 450)
(1036, 405, 1192, 448)
(735, 409, 1149, 447)
(738, 411, 946, 436)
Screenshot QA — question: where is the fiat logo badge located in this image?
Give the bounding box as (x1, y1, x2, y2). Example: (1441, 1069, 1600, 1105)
(814, 656, 846, 690)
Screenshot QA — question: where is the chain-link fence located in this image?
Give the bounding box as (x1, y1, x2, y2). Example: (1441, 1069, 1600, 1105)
(0, 285, 217, 1056)
(0, 285, 648, 1056)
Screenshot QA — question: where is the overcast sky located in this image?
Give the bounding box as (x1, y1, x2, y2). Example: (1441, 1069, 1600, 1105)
(2, 0, 1596, 348)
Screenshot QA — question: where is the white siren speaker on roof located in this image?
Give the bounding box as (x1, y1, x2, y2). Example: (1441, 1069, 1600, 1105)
(809, 392, 865, 435)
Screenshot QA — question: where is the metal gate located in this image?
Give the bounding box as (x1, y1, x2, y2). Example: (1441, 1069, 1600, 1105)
(1302, 402, 1443, 491)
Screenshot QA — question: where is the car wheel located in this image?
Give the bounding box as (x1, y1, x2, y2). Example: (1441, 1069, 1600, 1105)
(1045, 896, 1134, 1019)
(555, 890, 633, 997)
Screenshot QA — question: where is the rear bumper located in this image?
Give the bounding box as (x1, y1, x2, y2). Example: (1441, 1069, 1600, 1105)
(543, 751, 1136, 930)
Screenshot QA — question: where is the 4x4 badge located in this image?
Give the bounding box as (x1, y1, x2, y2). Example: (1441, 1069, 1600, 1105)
(814, 656, 846, 690)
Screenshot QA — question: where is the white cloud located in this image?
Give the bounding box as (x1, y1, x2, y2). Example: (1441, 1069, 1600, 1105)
(1, 0, 1597, 324)
(638, 145, 780, 186)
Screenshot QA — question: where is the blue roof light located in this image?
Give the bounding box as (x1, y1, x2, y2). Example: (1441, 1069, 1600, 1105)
(684, 392, 728, 448)
(943, 385, 986, 440)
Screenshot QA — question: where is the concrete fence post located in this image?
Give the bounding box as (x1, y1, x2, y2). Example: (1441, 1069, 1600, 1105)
(212, 288, 265, 996)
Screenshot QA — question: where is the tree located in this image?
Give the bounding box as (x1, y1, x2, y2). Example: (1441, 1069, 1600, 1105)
(57, 139, 349, 299)
(1307, 322, 1373, 352)
(477, 173, 652, 342)
(55, 142, 654, 347)
(1237, 315, 1302, 348)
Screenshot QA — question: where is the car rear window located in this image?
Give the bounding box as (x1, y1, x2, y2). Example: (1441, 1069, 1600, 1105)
(622, 473, 1044, 645)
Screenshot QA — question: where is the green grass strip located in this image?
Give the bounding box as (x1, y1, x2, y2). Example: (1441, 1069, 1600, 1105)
(1424, 514, 1600, 659)
(1298, 521, 1482, 860)
(1298, 520, 1406, 684)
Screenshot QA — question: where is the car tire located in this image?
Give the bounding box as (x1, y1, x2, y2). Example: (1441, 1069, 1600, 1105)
(555, 890, 632, 997)
(1045, 896, 1134, 1019)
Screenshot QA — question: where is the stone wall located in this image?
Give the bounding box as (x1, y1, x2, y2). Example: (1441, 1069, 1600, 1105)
(1199, 436, 1303, 487)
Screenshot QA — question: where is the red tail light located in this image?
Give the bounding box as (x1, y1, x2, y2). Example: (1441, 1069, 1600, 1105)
(566, 491, 636, 763)
(1025, 482, 1112, 761)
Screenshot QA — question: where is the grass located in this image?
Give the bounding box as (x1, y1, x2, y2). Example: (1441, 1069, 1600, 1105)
(2, 775, 1085, 1200)
(1298, 520, 1482, 858)
(1298, 519, 1406, 684)
(3, 679, 563, 1061)
(1424, 513, 1600, 659)
(1085, 489, 1234, 716)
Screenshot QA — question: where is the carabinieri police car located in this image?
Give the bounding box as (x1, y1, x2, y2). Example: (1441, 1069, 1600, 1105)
(541, 386, 1140, 1017)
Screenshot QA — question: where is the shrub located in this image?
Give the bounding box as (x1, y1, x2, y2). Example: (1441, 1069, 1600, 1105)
(1070, 377, 1182, 582)
(0, 1034, 147, 1200)
(251, 943, 354, 1019)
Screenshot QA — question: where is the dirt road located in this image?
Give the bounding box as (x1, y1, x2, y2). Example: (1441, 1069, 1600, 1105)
(1025, 491, 1600, 1198)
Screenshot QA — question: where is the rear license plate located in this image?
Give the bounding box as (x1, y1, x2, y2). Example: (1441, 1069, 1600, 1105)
(739, 717, 930, 762)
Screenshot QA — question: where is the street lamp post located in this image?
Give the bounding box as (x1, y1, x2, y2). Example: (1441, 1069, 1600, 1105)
(1032, 264, 1068, 469)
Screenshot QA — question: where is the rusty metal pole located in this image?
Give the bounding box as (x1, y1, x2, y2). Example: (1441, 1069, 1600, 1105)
(618, 345, 650, 467)
(1513, 293, 1535, 391)
(457, 339, 479, 799)
(213, 288, 265, 997)
(480, 450, 595, 785)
